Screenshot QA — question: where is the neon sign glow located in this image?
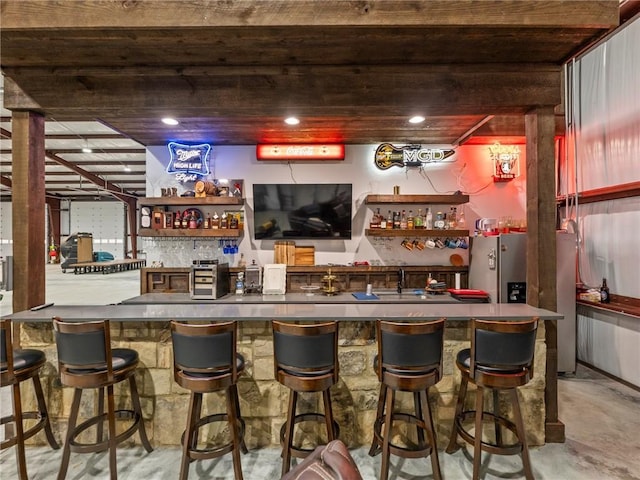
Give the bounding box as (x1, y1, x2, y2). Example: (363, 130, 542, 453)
(166, 142, 211, 182)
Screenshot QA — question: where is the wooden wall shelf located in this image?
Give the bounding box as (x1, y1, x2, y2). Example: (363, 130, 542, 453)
(139, 197, 244, 206)
(365, 228, 469, 237)
(365, 194, 469, 205)
(138, 228, 241, 238)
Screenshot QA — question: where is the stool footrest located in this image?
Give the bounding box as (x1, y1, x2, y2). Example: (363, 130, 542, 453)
(69, 409, 141, 454)
(181, 412, 246, 461)
(455, 410, 523, 456)
(372, 412, 434, 459)
(1, 411, 50, 449)
(280, 412, 340, 459)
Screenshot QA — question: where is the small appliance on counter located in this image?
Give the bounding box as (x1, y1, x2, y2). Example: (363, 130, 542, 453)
(190, 260, 230, 300)
(262, 263, 287, 295)
(244, 260, 262, 294)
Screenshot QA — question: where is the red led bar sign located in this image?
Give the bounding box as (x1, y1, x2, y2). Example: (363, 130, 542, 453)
(256, 144, 345, 161)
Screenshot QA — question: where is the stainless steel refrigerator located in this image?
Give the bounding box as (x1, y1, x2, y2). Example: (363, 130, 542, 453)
(468, 233, 528, 304)
(469, 232, 577, 372)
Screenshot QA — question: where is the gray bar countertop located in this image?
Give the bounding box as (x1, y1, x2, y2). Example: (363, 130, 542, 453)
(120, 291, 463, 305)
(5, 298, 562, 323)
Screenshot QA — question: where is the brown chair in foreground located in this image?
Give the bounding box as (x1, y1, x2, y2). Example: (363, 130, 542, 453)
(1, 318, 59, 479)
(369, 319, 445, 480)
(281, 439, 363, 480)
(52, 317, 153, 480)
(272, 320, 340, 476)
(446, 317, 539, 480)
(170, 320, 247, 480)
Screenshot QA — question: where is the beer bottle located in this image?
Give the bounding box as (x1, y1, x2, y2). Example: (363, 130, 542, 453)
(600, 278, 610, 303)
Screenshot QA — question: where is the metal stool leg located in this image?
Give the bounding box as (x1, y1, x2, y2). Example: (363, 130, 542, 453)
(281, 390, 298, 476)
(510, 389, 534, 480)
(446, 376, 468, 453)
(128, 375, 153, 452)
(226, 387, 244, 480)
(368, 383, 386, 456)
(472, 386, 485, 480)
(106, 384, 117, 480)
(380, 388, 395, 480)
(32, 374, 59, 449)
(420, 389, 442, 480)
(58, 388, 82, 480)
(11, 383, 27, 480)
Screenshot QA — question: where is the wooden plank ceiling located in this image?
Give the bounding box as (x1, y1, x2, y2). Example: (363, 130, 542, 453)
(0, 0, 621, 201)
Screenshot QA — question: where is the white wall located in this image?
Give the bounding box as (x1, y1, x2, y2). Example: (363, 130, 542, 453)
(143, 143, 528, 267)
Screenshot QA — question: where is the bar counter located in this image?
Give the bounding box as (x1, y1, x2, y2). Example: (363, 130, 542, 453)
(6, 298, 560, 450)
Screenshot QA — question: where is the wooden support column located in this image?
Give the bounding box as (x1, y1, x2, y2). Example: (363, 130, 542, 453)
(47, 197, 62, 251)
(11, 111, 46, 321)
(525, 107, 564, 443)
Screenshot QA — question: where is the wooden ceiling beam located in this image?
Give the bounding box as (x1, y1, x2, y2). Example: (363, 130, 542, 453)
(1, 1, 619, 29)
(3, 64, 562, 116)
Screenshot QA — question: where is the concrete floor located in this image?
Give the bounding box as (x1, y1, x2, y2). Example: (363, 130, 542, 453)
(1, 265, 640, 479)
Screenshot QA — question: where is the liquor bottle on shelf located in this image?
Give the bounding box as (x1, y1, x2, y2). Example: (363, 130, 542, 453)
(425, 208, 433, 229)
(221, 212, 228, 229)
(211, 211, 220, 229)
(204, 214, 211, 229)
(380, 209, 387, 229)
(188, 210, 198, 229)
(181, 210, 189, 229)
(393, 211, 401, 229)
(414, 208, 423, 229)
(600, 278, 610, 303)
(229, 213, 239, 229)
(407, 210, 414, 229)
(449, 207, 457, 229)
(386, 210, 393, 229)
(400, 210, 407, 229)
(173, 210, 182, 229)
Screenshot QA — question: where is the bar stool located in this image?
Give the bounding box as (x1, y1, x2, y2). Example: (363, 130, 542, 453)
(1, 318, 59, 480)
(368, 318, 445, 480)
(446, 317, 539, 480)
(272, 320, 340, 476)
(171, 320, 246, 480)
(52, 317, 153, 480)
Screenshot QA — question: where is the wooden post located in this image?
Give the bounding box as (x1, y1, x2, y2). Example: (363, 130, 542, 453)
(525, 107, 565, 443)
(11, 111, 47, 347)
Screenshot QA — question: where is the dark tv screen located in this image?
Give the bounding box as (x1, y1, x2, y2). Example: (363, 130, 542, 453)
(253, 184, 352, 239)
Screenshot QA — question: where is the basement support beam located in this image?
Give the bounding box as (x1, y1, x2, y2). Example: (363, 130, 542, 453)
(11, 111, 46, 347)
(525, 106, 564, 443)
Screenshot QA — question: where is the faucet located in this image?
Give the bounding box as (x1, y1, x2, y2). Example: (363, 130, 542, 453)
(397, 268, 406, 294)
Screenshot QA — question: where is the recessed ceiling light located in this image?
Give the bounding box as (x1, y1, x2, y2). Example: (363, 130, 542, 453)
(409, 116, 425, 124)
(284, 117, 300, 125)
(82, 146, 93, 153)
(123, 166, 132, 172)
(162, 117, 179, 126)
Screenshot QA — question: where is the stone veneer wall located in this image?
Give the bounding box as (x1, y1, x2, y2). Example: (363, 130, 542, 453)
(19, 320, 546, 448)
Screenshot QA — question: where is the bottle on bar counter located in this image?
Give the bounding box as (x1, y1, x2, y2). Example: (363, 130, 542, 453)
(600, 278, 610, 303)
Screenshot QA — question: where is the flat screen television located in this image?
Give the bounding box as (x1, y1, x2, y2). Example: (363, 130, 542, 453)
(253, 183, 352, 239)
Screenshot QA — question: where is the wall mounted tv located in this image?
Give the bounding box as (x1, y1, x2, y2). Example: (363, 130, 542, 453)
(253, 184, 352, 240)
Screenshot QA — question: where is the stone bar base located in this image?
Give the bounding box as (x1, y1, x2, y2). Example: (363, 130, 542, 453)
(18, 320, 546, 448)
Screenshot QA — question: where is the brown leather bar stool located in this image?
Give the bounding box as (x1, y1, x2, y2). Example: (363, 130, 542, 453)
(171, 320, 246, 480)
(272, 320, 340, 476)
(1, 318, 59, 480)
(52, 317, 153, 480)
(446, 317, 539, 480)
(368, 318, 445, 480)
